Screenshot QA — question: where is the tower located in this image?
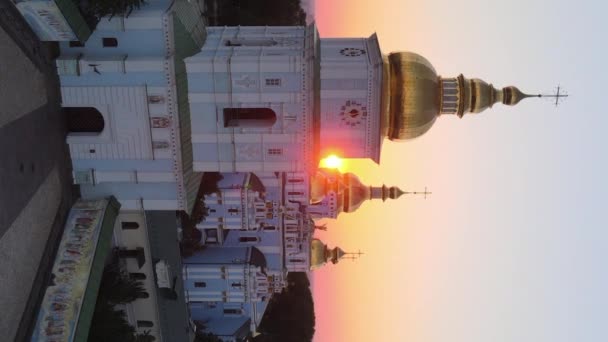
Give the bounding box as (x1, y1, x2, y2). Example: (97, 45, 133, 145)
(310, 239, 363, 270)
(307, 168, 428, 219)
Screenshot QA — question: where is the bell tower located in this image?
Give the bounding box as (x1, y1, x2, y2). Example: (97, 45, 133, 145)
(317, 34, 387, 163)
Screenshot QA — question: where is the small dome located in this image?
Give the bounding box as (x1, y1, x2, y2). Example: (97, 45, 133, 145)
(310, 172, 327, 204)
(310, 239, 348, 270)
(343, 173, 370, 213)
(386, 52, 440, 141)
(310, 239, 329, 270)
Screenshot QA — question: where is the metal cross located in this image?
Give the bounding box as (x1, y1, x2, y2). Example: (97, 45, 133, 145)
(408, 187, 432, 199)
(539, 85, 568, 107)
(344, 250, 365, 261)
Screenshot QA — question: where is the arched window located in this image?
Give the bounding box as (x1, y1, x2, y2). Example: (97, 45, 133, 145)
(121, 221, 139, 230)
(137, 320, 154, 328)
(102, 37, 118, 47)
(223, 108, 277, 128)
(130, 272, 146, 280)
(223, 308, 243, 315)
(64, 107, 105, 134)
(239, 237, 259, 243)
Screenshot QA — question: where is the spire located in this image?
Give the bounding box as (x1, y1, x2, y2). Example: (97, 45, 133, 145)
(329, 246, 363, 265)
(338, 250, 364, 262)
(310, 239, 362, 269)
(369, 185, 431, 201)
(439, 75, 564, 117)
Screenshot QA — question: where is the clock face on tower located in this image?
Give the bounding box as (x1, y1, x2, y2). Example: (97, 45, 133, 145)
(340, 48, 366, 57)
(339, 100, 367, 127)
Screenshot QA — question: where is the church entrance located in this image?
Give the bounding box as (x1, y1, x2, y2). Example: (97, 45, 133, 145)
(64, 107, 105, 134)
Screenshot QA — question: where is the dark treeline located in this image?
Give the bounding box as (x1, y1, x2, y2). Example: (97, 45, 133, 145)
(255, 272, 315, 342)
(206, 0, 307, 26)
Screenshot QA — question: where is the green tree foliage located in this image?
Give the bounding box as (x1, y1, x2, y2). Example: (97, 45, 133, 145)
(87, 0, 147, 20)
(88, 302, 137, 342)
(208, 0, 307, 26)
(97, 253, 148, 304)
(256, 273, 315, 342)
(88, 254, 152, 341)
(193, 332, 223, 342)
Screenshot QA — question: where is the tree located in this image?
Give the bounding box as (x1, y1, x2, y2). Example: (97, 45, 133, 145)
(194, 332, 222, 342)
(88, 302, 137, 342)
(88, 254, 151, 342)
(257, 273, 315, 341)
(208, 0, 307, 26)
(87, 0, 147, 20)
(97, 254, 148, 304)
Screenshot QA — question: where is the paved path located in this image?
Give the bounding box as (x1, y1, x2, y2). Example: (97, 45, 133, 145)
(0, 1, 76, 341)
(0, 27, 47, 127)
(0, 166, 61, 340)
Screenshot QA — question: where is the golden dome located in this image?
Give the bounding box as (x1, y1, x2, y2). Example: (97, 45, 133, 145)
(310, 169, 411, 216)
(343, 173, 370, 213)
(378, 51, 539, 141)
(310, 239, 347, 270)
(310, 168, 341, 204)
(310, 239, 329, 270)
(385, 52, 440, 141)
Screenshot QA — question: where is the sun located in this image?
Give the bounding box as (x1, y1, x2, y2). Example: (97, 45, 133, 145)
(320, 155, 343, 169)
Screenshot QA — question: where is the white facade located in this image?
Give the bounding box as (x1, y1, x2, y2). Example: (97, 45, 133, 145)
(112, 211, 162, 340)
(58, 0, 205, 212)
(318, 35, 385, 162)
(186, 25, 319, 173)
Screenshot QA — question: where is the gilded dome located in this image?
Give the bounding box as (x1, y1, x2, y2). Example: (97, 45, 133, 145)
(310, 239, 347, 270)
(343, 173, 370, 213)
(386, 52, 440, 141)
(310, 239, 329, 270)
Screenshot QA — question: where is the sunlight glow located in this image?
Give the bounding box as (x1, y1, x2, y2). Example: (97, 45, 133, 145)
(320, 155, 343, 169)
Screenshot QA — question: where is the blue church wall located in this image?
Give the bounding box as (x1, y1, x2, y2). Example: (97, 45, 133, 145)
(189, 104, 218, 133)
(80, 182, 178, 200)
(222, 231, 282, 248)
(187, 72, 226, 92)
(217, 173, 247, 187)
(188, 72, 303, 93)
(183, 246, 249, 264)
(61, 29, 166, 58)
(200, 316, 250, 338)
(263, 253, 282, 270)
(218, 144, 237, 162)
(188, 303, 223, 322)
(72, 159, 174, 172)
(60, 72, 167, 87)
(183, 277, 229, 292)
(192, 144, 218, 161)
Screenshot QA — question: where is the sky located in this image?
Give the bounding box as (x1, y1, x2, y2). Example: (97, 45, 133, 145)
(311, 1, 608, 341)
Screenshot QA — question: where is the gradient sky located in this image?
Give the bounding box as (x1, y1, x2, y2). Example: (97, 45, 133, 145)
(312, 1, 608, 341)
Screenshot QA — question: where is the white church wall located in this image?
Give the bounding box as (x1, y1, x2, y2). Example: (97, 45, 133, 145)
(112, 210, 162, 340)
(62, 86, 155, 160)
(317, 35, 384, 162)
(186, 25, 314, 173)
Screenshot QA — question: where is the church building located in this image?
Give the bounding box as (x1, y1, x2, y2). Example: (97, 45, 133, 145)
(50, 0, 539, 339)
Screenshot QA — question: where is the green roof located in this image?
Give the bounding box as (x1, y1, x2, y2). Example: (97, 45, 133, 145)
(54, 0, 92, 41)
(73, 196, 121, 341)
(171, 2, 206, 212)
